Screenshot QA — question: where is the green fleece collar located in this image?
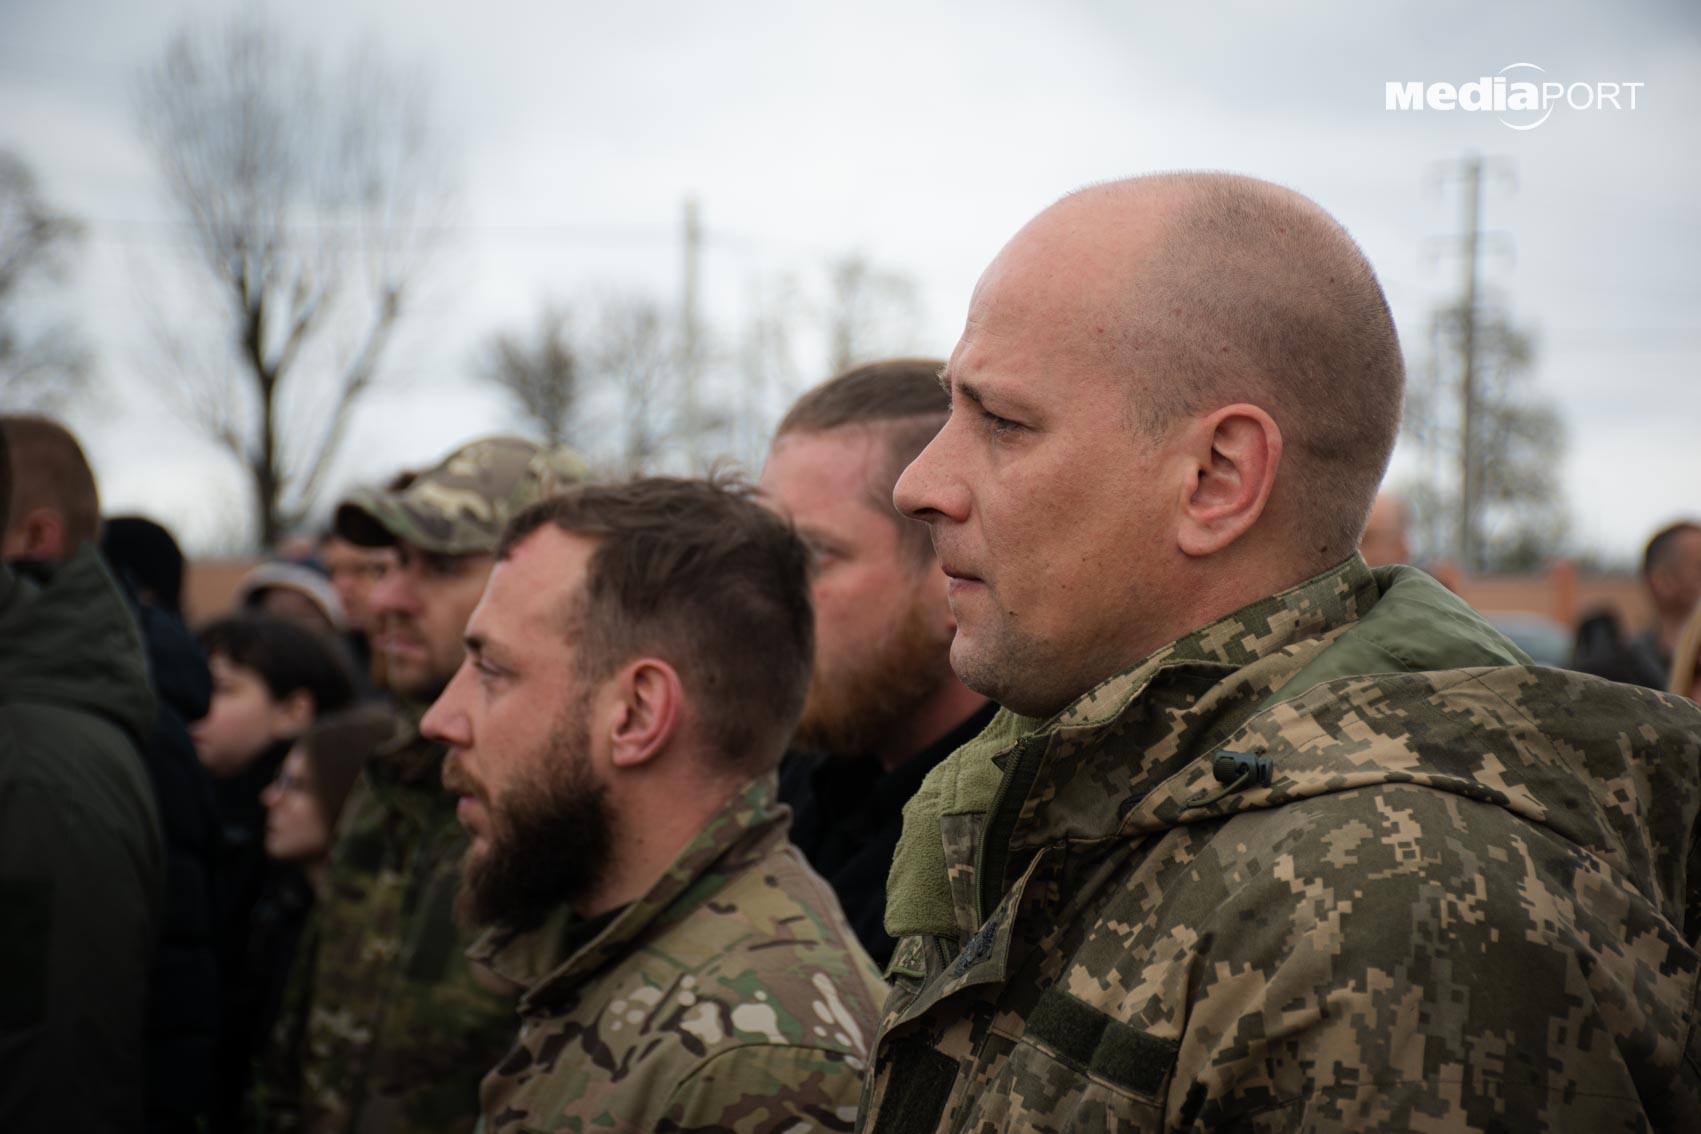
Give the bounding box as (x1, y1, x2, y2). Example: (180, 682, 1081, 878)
(884, 558, 1526, 944)
(885, 708, 1043, 945)
(1263, 564, 1530, 710)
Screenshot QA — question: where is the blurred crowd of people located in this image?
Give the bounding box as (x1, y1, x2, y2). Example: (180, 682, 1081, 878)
(1357, 490, 1701, 701)
(4, 172, 1700, 1134)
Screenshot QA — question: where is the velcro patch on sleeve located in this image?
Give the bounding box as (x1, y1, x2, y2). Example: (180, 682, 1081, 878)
(1027, 987, 1178, 1099)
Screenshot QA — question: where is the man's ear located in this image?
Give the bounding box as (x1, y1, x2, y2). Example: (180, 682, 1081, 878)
(605, 659, 684, 769)
(1647, 562, 1678, 608)
(7, 507, 68, 561)
(1176, 403, 1282, 558)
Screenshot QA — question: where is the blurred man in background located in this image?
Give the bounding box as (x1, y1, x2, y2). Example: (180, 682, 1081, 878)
(422, 477, 884, 1132)
(762, 360, 992, 968)
(1357, 488, 1412, 568)
(318, 528, 399, 689)
(0, 422, 164, 1133)
(1574, 520, 1701, 690)
(1, 414, 221, 1134)
(102, 515, 188, 618)
(258, 437, 587, 1134)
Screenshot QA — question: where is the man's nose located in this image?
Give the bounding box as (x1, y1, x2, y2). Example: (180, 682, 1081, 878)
(420, 662, 471, 748)
(370, 556, 417, 614)
(894, 422, 965, 524)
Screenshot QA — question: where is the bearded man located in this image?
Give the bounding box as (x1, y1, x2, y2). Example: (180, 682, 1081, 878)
(761, 360, 993, 968)
(257, 437, 587, 1134)
(422, 476, 885, 1133)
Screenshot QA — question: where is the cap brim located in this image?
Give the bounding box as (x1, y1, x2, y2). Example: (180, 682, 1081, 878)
(334, 490, 488, 555)
(334, 492, 406, 549)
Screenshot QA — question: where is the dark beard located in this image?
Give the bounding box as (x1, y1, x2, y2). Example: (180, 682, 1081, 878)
(793, 589, 952, 759)
(453, 715, 614, 933)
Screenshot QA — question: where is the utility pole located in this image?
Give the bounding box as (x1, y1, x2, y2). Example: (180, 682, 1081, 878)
(681, 196, 703, 468)
(1434, 153, 1512, 574)
(1456, 155, 1481, 574)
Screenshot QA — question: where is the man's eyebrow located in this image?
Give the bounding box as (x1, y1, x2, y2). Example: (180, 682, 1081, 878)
(956, 379, 989, 410)
(465, 634, 518, 669)
(937, 364, 988, 408)
(941, 364, 1030, 418)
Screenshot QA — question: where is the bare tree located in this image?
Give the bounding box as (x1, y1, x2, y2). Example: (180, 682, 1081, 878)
(137, 16, 453, 547)
(1401, 303, 1568, 572)
(476, 305, 580, 447)
(823, 253, 922, 375)
(585, 296, 687, 475)
(0, 151, 91, 411)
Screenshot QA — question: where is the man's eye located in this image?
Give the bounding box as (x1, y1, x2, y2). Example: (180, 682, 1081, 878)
(806, 543, 843, 571)
(983, 408, 1021, 435)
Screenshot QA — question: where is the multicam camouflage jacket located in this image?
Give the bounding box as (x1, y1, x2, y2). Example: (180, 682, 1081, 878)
(470, 776, 889, 1133)
(862, 556, 1701, 1133)
(257, 711, 519, 1133)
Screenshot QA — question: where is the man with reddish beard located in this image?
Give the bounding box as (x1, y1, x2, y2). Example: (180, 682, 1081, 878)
(257, 437, 587, 1134)
(422, 477, 884, 1133)
(761, 360, 993, 969)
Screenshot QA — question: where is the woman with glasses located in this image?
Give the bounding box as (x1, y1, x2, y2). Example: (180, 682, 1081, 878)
(224, 705, 396, 1131)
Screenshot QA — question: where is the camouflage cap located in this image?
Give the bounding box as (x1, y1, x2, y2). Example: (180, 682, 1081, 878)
(334, 437, 590, 556)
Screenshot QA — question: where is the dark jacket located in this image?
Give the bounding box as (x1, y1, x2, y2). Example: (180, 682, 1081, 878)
(780, 703, 997, 969)
(209, 736, 295, 1133)
(216, 863, 314, 1133)
(125, 586, 224, 1134)
(1572, 619, 1670, 690)
(214, 737, 294, 966)
(0, 549, 164, 1133)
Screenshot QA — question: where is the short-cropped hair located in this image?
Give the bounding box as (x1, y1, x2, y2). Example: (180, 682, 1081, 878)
(0, 414, 101, 550)
(775, 358, 949, 562)
(499, 476, 815, 771)
(1645, 521, 1701, 580)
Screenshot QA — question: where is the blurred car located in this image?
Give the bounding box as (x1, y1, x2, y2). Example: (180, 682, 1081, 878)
(1483, 612, 1573, 667)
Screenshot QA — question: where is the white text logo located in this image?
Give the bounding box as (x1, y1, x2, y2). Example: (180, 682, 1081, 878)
(1385, 64, 1643, 130)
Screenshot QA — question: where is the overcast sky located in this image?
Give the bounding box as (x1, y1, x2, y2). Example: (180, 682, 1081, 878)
(2, 0, 1697, 561)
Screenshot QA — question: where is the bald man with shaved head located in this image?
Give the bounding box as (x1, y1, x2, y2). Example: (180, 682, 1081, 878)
(864, 175, 1701, 1133)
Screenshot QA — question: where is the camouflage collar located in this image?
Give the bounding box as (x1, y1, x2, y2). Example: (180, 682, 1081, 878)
(470, 774, 791, 1010)
(886, 556, 1550, 946)
(887, 555, 1390, 943)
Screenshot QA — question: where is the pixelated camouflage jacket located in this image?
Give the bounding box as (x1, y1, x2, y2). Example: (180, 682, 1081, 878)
(861, 556, 1701, 1134)
(469, 775, 889, 1133)
(257, 708, 521, 1134)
